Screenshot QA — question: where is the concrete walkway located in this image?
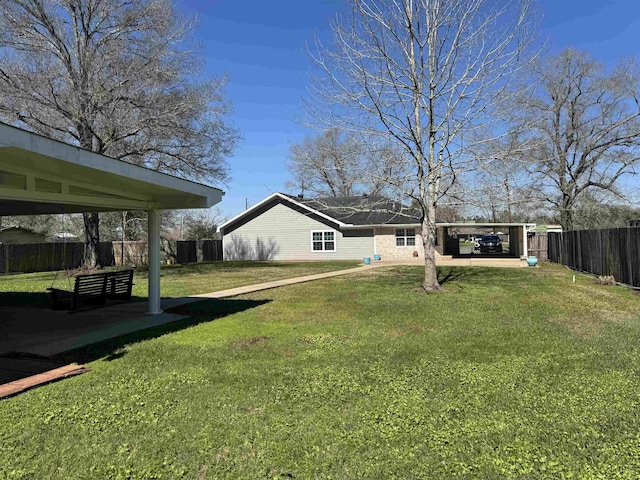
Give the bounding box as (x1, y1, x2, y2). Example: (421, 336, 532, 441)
(190, 257, 527, 300)
(191, 263, 384, 299)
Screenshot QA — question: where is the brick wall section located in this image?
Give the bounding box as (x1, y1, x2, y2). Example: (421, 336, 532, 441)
(374, 227, 422, 260)
(374, 227, 445, 261)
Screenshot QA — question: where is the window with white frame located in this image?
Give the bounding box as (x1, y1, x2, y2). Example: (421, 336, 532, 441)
(311, 230, 336, 252)
(395, 228, 416, 247)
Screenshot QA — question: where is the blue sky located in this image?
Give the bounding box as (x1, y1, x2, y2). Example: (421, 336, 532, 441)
(181, 0, 640, 219)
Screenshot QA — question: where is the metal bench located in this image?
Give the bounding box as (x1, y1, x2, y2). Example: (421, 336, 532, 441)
(48, 269, 134, 311)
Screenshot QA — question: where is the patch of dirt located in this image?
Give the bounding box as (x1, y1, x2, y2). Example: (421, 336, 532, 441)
(384, 322, 432, 339)
(63, 265, 102, 277)
(196, 464, 208, 480)
(228, 335, 271, 350)
(277, 347, 298, 357)
(547, 310, 635, 339)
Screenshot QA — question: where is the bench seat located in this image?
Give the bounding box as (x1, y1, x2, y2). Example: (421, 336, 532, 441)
(48, 269, 134, 311)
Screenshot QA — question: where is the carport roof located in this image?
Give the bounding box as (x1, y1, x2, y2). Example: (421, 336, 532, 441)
(0, 122, 223, 215)
(438, 222, 536, 228)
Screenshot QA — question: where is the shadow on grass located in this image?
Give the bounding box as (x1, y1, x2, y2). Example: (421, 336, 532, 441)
(49, 298, 271, 364)
(437, 267, 484, 285)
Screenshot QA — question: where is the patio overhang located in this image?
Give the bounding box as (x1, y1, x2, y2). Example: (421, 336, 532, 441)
(0, 123, 222, 215)
(0, 122, 224, 315)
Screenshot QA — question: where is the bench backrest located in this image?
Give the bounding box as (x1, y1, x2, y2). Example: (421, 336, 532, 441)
(105, 270, 134, 297)
(74, 273, 108, 299)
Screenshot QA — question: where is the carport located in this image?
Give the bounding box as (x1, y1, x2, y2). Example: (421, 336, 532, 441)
(0, 122, 223, 315)
(436, 222, 536, 258)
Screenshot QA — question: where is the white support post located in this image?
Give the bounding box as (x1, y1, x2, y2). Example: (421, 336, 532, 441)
(146, 209, 163, 315)
(523, 224, 528, 258)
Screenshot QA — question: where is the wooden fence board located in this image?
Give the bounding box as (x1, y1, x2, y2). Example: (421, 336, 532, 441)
(548, 227, 640, 288)
(0, 238, 221, 274)
(177, 240, 222, 264)
(0, 241, 116, 274)
(527, 234, 548, 261)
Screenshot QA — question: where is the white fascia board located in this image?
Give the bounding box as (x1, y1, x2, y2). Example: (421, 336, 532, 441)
(341, 223, 420, 229)
(338, 222, 540, 230)
(436, 222, 535, 227)
(0, 122, 223, 208)
(218, 192, 281, 232)
(218, 192, 349, 232)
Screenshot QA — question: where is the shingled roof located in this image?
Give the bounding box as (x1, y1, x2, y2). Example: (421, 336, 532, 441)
(283, 194, 421, 225)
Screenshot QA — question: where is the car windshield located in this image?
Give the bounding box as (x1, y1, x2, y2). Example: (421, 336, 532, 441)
(482, 235, 501, 242)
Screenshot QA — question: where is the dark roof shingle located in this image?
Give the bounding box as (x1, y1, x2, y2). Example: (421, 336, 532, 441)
(284, 194, 421, 225)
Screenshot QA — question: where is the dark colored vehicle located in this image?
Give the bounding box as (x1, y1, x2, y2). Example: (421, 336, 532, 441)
(479, 235, 503, 254)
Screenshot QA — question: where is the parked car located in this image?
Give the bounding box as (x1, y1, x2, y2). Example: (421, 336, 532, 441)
(479, 235, 503, 254)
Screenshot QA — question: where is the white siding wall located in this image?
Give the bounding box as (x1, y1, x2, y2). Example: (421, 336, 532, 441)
(223, 202, 374, 261)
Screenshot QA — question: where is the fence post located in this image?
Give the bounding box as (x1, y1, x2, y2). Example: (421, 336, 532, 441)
(2, 243, 6, 274)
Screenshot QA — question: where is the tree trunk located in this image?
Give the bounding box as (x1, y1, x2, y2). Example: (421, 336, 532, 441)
(560, 208, 573, 232)
(77, 127, 104, 268)
(560, 194, 573, 231)
(83, 212, 102, 267)
(505, 174, 513, 223)
(421, 197, 441, 292)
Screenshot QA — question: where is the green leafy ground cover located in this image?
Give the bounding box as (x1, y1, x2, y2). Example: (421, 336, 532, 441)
(2, 263, 640, 478)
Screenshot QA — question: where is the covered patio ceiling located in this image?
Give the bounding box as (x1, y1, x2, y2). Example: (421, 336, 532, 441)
(0, 122, 224, 315)
(0, 122, 222, 215)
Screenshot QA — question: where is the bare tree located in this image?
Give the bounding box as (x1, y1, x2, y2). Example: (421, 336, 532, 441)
(467, 132, 544, 222)
(572, 192, 640, 230)
(287, 128, 361, 197)
(307, 0, 539, 291)
(183, 207, 226, 240)
(0, 0, 239, 266)
(287, 128, 400, 197)
(513, 48, 640, 230)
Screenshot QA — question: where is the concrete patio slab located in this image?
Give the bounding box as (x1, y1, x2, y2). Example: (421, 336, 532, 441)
(0, 300, 189, 357)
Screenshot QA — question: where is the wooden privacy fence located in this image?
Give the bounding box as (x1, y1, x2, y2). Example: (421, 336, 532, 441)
(176, 240, 223, 264)
(548, 228, 640, 287)
(0, 239, 221, 274)
(112, 241, 148, 266)
(527, 234, 548, 261)
(0, 242, 115, 274)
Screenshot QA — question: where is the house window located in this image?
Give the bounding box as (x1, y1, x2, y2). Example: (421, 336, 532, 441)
(311, 231, 336, 252)
(396, 228, 416, 247)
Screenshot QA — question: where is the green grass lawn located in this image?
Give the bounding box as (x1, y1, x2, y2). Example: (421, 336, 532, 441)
(0, 260, 359, 306)
(3, 263, 640, 478)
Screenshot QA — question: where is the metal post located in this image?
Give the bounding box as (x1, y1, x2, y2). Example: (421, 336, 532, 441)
(146, 209, 163, 315)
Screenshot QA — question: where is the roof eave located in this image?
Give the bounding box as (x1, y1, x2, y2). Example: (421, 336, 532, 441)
(218, 192, 348, 232)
